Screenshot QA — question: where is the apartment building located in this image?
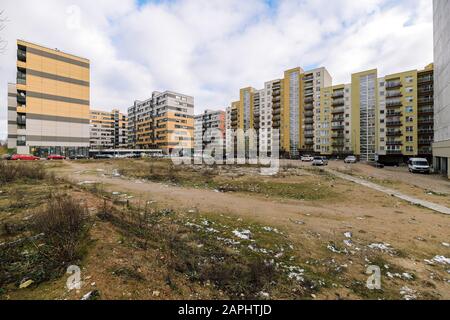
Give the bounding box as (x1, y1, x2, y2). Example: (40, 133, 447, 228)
(433, 0, 450, 178)
(302, 68, 333, 155)
(319, 84, 353, 156)
(194, 109, 225, 153)
(7, 40, 90, 157)
(318, 65, 433, 163)
(90, 109, 128, 149)
(225, 66, 331, 158)
(128, 91, 194, 154)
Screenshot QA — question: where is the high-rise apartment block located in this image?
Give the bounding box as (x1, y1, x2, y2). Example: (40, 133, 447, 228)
(226, 64, 434, 163)
(90, 109, 128, 149)
(7, 40, 90, 157)
(128, 91, 194, 154)
(194, 109, 225, 153)
(433, 0, 450, 178)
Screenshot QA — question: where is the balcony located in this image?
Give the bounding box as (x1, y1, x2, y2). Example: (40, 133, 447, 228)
(273, 109, 281, 116)
(332, 107, 345, 114)
(331, 124, 345, 131)
(386, 121, 402, 127)
(304, 118, 314, 125)
(386, 81, 402, 89)
(332, 91, 344, 98)
(418, 107, 433, 114)
(304, 111, 314, 117)
(332, 99, 345, 107)
(386, 111, 402, 117)
(418, 98, 433, 105)
(418, 128, 433, 134)
(304, 97, 314, 103)
(418, 118, 433, 125)
(332, 134, 345, 139)
(386, 91, 402, 98)
(386, 100, 402, 108)
(304, 75, 314, 82)
(418, 140, 433, 146)
(304, 104, 314, 111)
(418, 86, 433, 95)
(386, 130, 403, 137)
(305, 139, 314, 145)
(304, 132, 314, 138)
(304, 125, 314, 131)
(386, 140, 403, 146)
(332, 141, 345, 147)
(418, 76, 433, 84)
(273, 115, 281, 122)
(305, 90, 314, 96)
(332, 116, 344, 122)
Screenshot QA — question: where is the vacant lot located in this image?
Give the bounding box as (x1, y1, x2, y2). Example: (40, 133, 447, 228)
(1, 159, 449, 300)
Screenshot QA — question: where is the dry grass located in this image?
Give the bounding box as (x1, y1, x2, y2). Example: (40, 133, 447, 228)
(0, 161, 46, 185)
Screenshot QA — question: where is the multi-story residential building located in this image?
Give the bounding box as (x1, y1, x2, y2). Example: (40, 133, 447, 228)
(112, 109, 128, 149)
(417, 64, 434, 159)
(128, 91, 194, 154)
(7, 40, 90, 157)
(90, 110, 114, 149)
(301, 68, 333, 155)
(194, 109, 225, 153)
(225, 66, 331, 158)
(432, 0, 450, 178)
(320, 84, 353, 156)
(351, 69, 378, 162)
(90, 109, 128, 150)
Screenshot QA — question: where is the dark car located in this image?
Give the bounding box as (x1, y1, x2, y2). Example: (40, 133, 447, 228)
(93, 154, 113, 159)
(69, 154, 89, 160)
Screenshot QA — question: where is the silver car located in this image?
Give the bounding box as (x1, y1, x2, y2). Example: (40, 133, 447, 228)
(344, 156, 357, 164)
(312, 156, 329, 166)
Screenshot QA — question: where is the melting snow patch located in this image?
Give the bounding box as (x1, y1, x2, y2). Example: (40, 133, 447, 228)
(216, 237, 240, 246)
(263, 226, 280, 234)
(400, 286, 417, 300)
(232, 229, 252, 240)
(431, 255, 450, 265)
(343, 240, 353, 247)
(368, 243, 394, 253)
(327, 243, 347, 254)
(344, 232, 352, 238)
(77, 181, 97, 185)
(442, 242, 450, 248)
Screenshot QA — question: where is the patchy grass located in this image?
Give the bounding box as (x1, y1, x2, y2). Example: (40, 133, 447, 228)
(116, 160, 337, 201)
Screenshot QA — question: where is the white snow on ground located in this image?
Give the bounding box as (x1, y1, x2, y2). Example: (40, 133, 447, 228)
(232, 229, 252, 240)
(400, 286, 417, 300)
(432, 255, 450, 265)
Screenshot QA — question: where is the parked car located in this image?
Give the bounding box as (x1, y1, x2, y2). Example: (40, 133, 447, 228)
(408, 158, 430, 174)
(368, 161, 385, 168)
(69, 154, 88, 160)
(2, 154, 12, 160)
(47, 154, 66, 160)
(301, 155, 314, 162)
(344, 155, 357, 164)
(93, 154, 114, 159)
(11, 154, 40, 161)
(312, 156, 329, 166)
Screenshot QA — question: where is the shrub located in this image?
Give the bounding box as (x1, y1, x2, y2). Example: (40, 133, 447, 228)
(33, 194, 89, 263)
(0, 161, 46, 184)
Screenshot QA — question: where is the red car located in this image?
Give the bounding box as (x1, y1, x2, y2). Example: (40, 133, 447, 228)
(11, 154, 40, 161)
(47, 154, 66, 160)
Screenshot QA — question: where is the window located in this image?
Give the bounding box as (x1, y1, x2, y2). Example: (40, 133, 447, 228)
(406, 136, 413, 142)
(406, 106, 413, 113)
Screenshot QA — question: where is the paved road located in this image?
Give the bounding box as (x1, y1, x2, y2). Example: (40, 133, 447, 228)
(325, 168, 450, 215)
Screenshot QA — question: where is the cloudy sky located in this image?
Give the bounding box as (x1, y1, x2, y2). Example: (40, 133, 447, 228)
(0, 0, 433, 140)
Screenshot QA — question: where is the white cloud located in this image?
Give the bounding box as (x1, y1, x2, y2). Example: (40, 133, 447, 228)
(0, 0, 433, 140)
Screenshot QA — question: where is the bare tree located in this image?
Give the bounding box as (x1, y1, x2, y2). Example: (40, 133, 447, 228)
(0, 10, 8, 54)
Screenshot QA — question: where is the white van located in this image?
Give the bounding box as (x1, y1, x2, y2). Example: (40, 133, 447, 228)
(408, 158, 430, 174)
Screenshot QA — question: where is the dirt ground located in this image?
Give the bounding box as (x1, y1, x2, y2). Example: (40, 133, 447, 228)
(37, 159, 449, 300)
